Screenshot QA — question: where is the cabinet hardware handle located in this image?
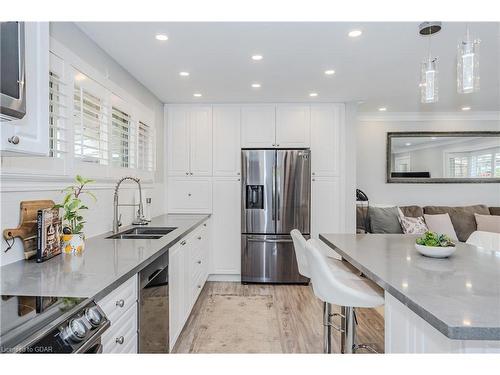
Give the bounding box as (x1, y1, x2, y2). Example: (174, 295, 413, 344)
(312, 172, 315, 175)
(197, 260, 202, 264)
(237, 172, 240, 175)
(197, 285, 202, 289)
(203, 223, 207, 227)
(8, 136, 20, 145)
(272, 144, 275, 147)
(237, 178, 240, 181)
(276, 144, 280, 147)
(115, 336, 124, 345)
(197, 236, 202, 240)
(181, 240, 187, 246)
(116, 299, 125, 308)
(190, 172, 193, 175)
(312, 178, 315, 181)
(186, 172, 189, 175)
(188, 193, 192, 197)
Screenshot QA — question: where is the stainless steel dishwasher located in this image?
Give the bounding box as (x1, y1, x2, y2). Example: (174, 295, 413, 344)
(138, 252, 169, 353)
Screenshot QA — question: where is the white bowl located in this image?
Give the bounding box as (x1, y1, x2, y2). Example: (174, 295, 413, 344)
(415, 243, 456, 258)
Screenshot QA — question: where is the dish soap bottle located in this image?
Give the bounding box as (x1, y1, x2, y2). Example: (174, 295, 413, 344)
(144, 197, 152, 222)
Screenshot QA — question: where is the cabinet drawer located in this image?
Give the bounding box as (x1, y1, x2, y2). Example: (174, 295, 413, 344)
(98, 275, 138, 323)
(102, 302, 138, 353)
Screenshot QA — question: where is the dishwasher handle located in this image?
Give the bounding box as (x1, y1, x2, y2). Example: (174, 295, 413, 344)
(139, 252, 169, 289)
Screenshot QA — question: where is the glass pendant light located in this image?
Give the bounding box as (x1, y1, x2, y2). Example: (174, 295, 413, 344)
(418, 22, 441, 104)
(457, 25, 480, 94)
(420, 57, 438, 103)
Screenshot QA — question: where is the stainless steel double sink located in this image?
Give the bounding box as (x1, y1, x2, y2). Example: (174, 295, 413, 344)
(106, 227, 177, 240)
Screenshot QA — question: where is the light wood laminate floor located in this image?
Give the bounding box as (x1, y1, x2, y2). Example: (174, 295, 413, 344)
(173, 281, 384, 353)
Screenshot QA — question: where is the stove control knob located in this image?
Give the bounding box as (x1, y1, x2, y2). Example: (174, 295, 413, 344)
(65, 318, 88, 342)
(84, 306, 103, 328)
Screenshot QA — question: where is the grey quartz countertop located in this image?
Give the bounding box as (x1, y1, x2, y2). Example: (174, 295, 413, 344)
(0, 214, 210, 300)
(319, 233, 500, 341)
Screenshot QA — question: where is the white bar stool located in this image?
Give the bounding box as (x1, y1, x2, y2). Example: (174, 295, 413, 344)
(291, 229, 356, 279)
(305, 239, 384, 354)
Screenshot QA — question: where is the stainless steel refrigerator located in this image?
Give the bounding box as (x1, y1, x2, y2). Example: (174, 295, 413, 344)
(241, 149, 311, 284)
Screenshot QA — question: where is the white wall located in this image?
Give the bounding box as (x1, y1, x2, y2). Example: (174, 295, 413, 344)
(356, 115, 500, 207)
(0, 22, 166, 266)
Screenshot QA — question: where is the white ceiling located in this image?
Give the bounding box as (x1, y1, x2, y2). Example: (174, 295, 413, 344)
(76, 22, 500, 112)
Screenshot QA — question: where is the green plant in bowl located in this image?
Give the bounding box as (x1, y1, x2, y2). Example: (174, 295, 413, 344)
(416, 231, 455, 247)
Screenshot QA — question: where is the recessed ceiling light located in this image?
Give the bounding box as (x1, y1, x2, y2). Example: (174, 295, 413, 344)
(251, 54, 263, 61)
(193, 93, 202, 97)
(179, 71, 190, 77)
(155, 34, 168, 41)
(462, 106, 471, 111)
(251, 83, 261, 88)
(378, 107, 387, 111)
(324, 69, 335, 75)
(309, 92, 318, 97)
(348, 30, 362, 38)
(405, 142, 412, 146)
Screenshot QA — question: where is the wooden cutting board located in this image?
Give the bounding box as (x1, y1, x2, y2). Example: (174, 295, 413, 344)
(3, 200, 55, 260)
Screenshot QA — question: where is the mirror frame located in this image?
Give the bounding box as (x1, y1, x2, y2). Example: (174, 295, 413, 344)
(386, 131, 500, 184)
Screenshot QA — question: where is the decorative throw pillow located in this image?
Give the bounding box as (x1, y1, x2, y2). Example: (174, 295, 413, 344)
(368, 206, 403, 234)
(424, 213, 459, 241)
(397, 207, 428, 234)
(474, 214, 500, 234)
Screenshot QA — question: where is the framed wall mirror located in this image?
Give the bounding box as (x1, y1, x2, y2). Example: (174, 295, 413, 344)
(387, 131, 500, 183)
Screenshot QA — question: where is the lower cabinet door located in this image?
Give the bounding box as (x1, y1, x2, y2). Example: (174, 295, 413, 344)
(102, 303, 138, 353)
(168, 242, 186, 350)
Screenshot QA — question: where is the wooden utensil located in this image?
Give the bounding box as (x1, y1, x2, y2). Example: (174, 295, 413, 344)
(3, 200, 55, 259)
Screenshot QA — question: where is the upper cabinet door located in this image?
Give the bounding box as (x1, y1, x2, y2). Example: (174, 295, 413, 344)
(241, 105, 276, 148)
(213, 105, 241, 176)
(1, 23, 49, 156)
(167, 106, 191, 176)
(189, 106, 213, 176)
(310, 104, 343, 176)
(275, 104, 310, 148)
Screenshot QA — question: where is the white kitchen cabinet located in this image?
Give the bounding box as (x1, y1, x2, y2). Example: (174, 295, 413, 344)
(1, 23, 49, 156)
(311, 176, 342, 240)
(169, 240, 187, 349)
(211, 177, 241, 275)
(275, 104, 310, 148)
(98, 274, 138, 354)
(213, 105, 241, 176)
(241, 104, 275, 148)
(167, 106, 190, 176)
(167, 177, 212, 214)
(169, 219, 211, 351)
(167, 105, 212, 176)
(189, 106, 213, 176)
(311, 104, 343, 177)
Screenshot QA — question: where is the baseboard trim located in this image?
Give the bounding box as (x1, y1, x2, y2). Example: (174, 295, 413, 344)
(208, 274, 241, 282)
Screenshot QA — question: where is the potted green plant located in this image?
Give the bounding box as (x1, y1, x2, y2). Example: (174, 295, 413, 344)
(55, 175, 96, 254)
(415, 231, 456, 258)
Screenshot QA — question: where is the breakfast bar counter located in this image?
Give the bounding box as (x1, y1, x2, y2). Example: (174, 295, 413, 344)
(319, 233, 500, 353)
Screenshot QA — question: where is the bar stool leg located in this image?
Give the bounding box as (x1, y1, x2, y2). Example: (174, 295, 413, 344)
(341, 306, 355, 353)
(323, 302, 332, 353)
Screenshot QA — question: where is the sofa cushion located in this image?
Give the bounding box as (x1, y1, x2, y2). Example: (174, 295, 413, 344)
(369, 206, 403, 234)
(399, 205, 424, 218)
(356, 205, 370, 233)
(475, 214, 500, 233)
(423, 205, 490, 242)
(489, 207, 500, 216)
(424, 213, 459, 241)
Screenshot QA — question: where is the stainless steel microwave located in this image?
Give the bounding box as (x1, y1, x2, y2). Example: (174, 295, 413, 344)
(0, 21, 26, 121)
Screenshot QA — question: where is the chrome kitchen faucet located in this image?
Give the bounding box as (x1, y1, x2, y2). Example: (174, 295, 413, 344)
(113, 176, 149, 233)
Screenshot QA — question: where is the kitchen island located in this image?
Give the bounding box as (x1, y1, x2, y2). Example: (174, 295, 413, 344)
(319, 233, 500, 353)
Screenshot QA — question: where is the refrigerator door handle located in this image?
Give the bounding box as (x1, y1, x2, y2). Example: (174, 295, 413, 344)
(247, 237, 293, 244)
(272, 164, 276, 221)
